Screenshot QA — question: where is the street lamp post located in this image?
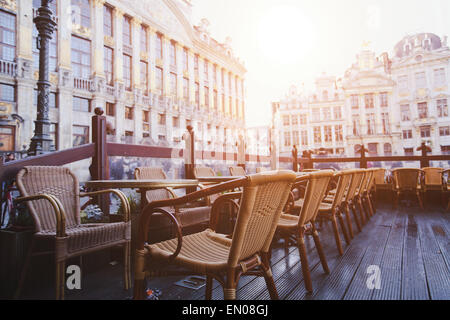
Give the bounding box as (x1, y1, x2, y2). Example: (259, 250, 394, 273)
(28, 0, 56, 156)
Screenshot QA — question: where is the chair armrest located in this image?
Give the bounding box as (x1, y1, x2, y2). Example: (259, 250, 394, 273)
(209, 191, 242, 231)
(14, 194, 66, 237)
(80, 189, 130, 222)
(145, 208, 183, 261)
(137, 177, 249, 250)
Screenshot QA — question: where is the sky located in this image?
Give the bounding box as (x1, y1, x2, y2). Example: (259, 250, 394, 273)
(191, 0, 450, 127)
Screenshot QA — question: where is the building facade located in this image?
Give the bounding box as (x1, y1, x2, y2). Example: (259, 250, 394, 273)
(0, 0, 246, 156)
(273, 33, 449, 160)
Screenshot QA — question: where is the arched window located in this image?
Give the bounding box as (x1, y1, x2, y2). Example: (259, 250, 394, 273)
(322, 90, 328, 101)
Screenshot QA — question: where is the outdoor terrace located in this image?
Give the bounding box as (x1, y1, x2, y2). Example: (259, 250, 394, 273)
(15, 200, 449, 300)
(1, 111, 449, 301)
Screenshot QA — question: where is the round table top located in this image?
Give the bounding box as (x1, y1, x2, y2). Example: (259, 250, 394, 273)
(85, 179, 199, 189)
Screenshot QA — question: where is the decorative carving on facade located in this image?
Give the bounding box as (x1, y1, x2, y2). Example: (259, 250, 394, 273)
(0, 0, 17, 12)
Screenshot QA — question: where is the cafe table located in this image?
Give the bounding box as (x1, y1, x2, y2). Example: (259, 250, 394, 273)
(85, 179, 199, 211)
(196, 176, 241, 184)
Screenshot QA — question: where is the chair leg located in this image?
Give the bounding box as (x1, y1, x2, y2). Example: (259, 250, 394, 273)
(133, 249, 147, 300)
(205, 276, 213, 300)
(357, 198, 366, 225)
(330, 215, 344, 256)
(311, 223, 329, 273)
(261, 252, 279, 300)
(297, 231, 313, 293)
(417, 192, 424, 210)
(343, 205, 354, 239)
(224, 269, 238, 300)
(55, 259, 65, 300)
(351, 203, 362, 232)
(337, 212, 351, 245)
(14, 239, 35, 300)
(124, 241, 131, 290)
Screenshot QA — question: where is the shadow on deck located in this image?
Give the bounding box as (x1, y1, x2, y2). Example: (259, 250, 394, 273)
(19, 202, 449, 300)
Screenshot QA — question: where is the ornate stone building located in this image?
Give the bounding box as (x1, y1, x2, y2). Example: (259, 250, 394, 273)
(0, 0, 246, 156)
(273, 33, 449, 161)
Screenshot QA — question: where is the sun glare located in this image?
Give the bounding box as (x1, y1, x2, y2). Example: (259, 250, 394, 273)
(258, 5, 315, 64)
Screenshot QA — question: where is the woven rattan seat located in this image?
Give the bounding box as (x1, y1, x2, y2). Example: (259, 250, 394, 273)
(133, 170, 297, 300)
(14, 166, 131, 300)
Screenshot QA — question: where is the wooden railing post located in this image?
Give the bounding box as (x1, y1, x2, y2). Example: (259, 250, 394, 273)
(183, 125, 195, 193)
(89, 107, 109, 213)
(417, 142, 432, 168)
(292, 145, 298, 172)
(358, 145, 368, 169)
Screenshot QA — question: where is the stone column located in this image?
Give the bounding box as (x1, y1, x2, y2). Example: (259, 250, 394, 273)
(113, 8, 124, 140)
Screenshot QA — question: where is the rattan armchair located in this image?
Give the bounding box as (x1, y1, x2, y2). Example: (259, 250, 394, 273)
(134, 167, 210, 241)
(133, 170, 297, 300)
(229, 166, 246, 176)
(14, 166, 131, 300)
(276, 171, 334, 293)
(391, 168, 424, 209)
(422, 168, 444, 207)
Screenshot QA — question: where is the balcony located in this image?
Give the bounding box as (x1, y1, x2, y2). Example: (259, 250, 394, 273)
(0, 60, 17, 77)
(74, 77, 94, 92)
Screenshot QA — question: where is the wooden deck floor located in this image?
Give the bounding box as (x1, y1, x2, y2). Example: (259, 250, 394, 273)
(20, 203, 449, 300)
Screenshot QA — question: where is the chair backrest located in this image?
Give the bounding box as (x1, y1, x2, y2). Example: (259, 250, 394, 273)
(392, 168, 423, 190)
(297, 171, 334, 226)
(361, 169, 374, 194)
(422, 167, 443, 186)
(256, 167, 269, 173)
(134, 167, 172, 202)
(330, 170, 353, 210)
(16, 166, 80, 233)
(373, 168, 387, 184)
(229, 166, 246, 176)
(193, 167, 215, 178)
(345, 169, 365, 202)
(228, 170, 296, 266)
(302, 169, 319, 172)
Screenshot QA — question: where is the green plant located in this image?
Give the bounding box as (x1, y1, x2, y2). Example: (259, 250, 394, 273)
(118, 193, 140, 216)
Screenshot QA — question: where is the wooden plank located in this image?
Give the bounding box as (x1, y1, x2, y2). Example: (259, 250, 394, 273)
(417, 213, 450, 300)
(267, 221, 343, 300)
(401, 213, 429, 300)
(342, 224, 391, 300)
(371, 212, 406, 300)
(311, 209, 387, 300)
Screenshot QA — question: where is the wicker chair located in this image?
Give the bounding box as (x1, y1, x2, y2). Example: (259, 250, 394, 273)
(14, 166, 131, 300)
(422, 168, 444, 205)
(276, 170, 334, 293)
(229, 166, 246, 176)
(193, 166, 216, 179)
(134, 167, 210, 241)
(345, 169, 366, 234)
(316, 170, 353, 255)
(373, 168, 391, 191)
(391, 168, 424, 209)
(133, 170, 297, 300)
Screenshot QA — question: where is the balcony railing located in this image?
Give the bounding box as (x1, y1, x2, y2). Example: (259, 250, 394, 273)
(0, 60, 17, 77)
(74, 77, 94, 91)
